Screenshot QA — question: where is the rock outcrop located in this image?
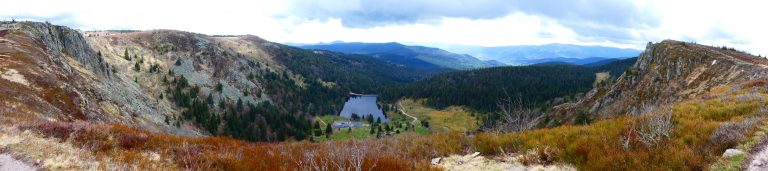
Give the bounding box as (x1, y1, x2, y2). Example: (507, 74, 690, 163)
(0, 22, 221, 136)
(552, 40, 768, 120)
(1, 21, 299, 136)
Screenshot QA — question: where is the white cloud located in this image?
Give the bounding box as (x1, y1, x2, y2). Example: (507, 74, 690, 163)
(0, 0, 767, 55)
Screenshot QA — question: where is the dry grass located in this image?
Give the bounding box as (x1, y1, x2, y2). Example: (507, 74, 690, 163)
(1, 78, 766, 170)
(1, 117, 471, 170)
(399, 99, 478, 132)
(3, 85, 764, 170)
(1, 84, 765, 170)
(470, 87, 768, 170)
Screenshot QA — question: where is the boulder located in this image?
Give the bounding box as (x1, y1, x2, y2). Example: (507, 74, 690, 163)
(431, 157, 442, 165)
(723, 149, 745, 158)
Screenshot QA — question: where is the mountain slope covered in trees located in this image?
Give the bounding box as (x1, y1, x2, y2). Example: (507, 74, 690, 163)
(381, 57, 637, 116)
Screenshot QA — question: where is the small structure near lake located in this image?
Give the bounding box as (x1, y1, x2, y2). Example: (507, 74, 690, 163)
(338, 93, 387, 122)
(332, 121, 365, 129)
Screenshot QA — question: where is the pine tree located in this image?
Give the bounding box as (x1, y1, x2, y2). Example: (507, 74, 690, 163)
(236, 98, 243, 111)
(134, 62, 140, 71)
(325, 124, 332, 138)
(367, 115, 374, 124)
(123, 49, 131, 61)
(369, 125, 375, 134)
(178, 75, 188, 88)
(206, 93, 214, 105)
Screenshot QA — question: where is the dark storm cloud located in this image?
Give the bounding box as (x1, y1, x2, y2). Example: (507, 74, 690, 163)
(285, 0, 658, 43)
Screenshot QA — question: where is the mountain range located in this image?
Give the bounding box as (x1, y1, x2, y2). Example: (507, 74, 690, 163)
(299, 42, 503, 70)
(435, 43, 642, 65)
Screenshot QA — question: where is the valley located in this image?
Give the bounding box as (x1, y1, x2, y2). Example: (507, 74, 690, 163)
(1, 20, 767, 170)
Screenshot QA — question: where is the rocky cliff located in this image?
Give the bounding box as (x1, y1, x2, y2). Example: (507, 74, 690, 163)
(552, 40, 768, 120)
(1, 21, 203, 135)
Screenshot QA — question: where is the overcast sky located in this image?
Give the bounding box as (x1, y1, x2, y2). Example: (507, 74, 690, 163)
(1, 0, 766, 55)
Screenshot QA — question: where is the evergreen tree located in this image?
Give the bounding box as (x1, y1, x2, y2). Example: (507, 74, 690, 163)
(366, 115, 374, 124)
(123, 49, 131, 61)
(216, 82, 223, 92)
(325, 124, 332, 138)
(236, 98, 243, 111)
(369, 125, 375, 134)
(218, 98, 226, 109)
(206, 93, 214, 105)
(178, 75, 188, 88)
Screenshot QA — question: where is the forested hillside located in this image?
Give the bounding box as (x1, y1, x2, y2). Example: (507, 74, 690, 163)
(381, 58, 637, 114)
(166, 38, 438, 141)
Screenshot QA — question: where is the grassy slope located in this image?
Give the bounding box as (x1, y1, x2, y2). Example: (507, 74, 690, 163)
(398, 99, 478, 133)
(2, 81, 767, 170)
(310, 114, 431, 142)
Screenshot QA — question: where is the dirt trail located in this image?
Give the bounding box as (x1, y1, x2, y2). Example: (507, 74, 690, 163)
(398, 102, 419, 124)
(0, 153, 37, 171)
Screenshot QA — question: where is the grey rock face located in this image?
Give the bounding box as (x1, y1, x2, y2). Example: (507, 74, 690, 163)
(11, 22, 107, 77)
(551, 40, 768, 121)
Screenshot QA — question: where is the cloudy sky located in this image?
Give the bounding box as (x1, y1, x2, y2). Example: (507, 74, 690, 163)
(1, 0, 766, 55)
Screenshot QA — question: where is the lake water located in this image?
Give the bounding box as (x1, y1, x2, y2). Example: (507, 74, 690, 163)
(339, 93, 388, 122)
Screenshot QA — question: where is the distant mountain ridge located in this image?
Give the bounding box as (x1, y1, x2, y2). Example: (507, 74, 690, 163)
(299, 42, 501, 70)
(435, 43, 642, 65)
(526, 57, 624, 66)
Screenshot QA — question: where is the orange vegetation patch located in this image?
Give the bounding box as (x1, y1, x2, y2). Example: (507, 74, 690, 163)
(14, 119, 467, 170)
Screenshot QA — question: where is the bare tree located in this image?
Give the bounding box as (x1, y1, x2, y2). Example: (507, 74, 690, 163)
(622, 108, 673, 149)
(491, 94, 543, 133)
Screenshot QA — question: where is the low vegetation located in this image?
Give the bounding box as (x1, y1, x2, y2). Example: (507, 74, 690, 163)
(3, 81, 765, 170)
(397, 99, 478, 133)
